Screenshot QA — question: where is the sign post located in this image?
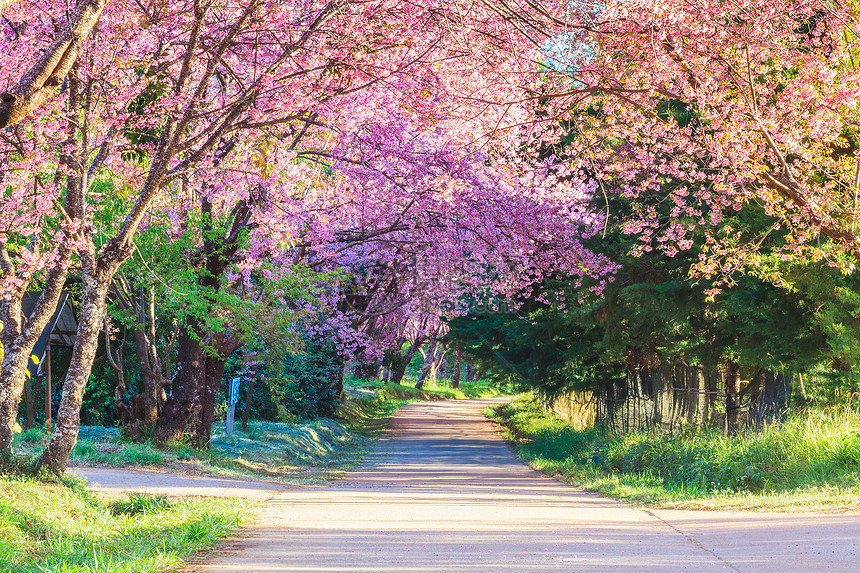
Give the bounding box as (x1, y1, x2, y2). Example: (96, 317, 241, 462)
(226, 377, 241, 436)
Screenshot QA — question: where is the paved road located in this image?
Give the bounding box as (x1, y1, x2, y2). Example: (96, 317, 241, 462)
(72, 466, 287, 500)
(175, 399, 858, 572)
(76, 399, 860, 572)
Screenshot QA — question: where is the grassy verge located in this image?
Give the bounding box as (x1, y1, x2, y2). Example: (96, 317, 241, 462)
(11, 380, 501, 483)
(11, 394, 408, 484)
(205, 395, 405, 481)
(350, 378, 504, 401)
(0, 475, 248, 572)
(488, 395, 860, 511)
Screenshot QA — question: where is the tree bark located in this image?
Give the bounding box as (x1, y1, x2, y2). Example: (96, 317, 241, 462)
(451, 350, 462, 389)
(191, 332, 241, 449)
(750, 370, 792, 426)
(192, 354, 226, 449)
(104, 319, 130, 426)
(241, 376, 255, 430)
(430, 346, 446, 386)
(134, 295, 160, 426)
(0, 245, 69, 454)
(334, 361, 345, 403)
(38, 256, 111, 473)
(153, 322, 204, 445)
(0, 0, 108, 129)
(415, 340, 438, 390)
(796, 373, 807, 400)
(389, 338, 423, 386)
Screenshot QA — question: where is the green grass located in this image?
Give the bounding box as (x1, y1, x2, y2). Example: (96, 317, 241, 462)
(350, 377, 504, 401)
(207, 416, 373, 481)
(337, 391, 405, 435)
(11, 380, 503, 484)
(488, 394, 860, 511)
(11, 393, 413, 484)
(0, 475, 248, 572)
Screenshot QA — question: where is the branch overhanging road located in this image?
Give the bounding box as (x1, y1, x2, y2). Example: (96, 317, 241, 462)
(77, 399, 860, 572)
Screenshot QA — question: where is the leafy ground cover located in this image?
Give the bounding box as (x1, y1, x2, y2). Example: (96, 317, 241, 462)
(12, 395, 404, 483)
(0, 475, 247, 572)
(488, 395, 860, 511)
(10, 385, 485, 483)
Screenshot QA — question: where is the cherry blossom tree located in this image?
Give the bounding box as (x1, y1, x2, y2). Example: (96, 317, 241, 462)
(0, 0, 612, 470)
(534, 1, 860, 278)
(149, 108, 612, 446)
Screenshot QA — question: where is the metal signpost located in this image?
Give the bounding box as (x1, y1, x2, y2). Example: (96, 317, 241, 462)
(226, 377, 241, 436)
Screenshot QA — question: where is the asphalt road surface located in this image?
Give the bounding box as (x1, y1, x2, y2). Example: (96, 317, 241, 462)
(78, 399, 860, 572)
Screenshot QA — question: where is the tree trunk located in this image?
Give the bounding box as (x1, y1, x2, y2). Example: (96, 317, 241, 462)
(153, 322, 204, 445)
(191, 332, 241, 449)
(428, 345, 446, 387)
(451, 350, 462, 389)
(725, 361, 742, 435)
(796, 373, 807, 400)
(415, 340, 438, 390)
(110, 280, 166, 435)
(104, 316, 131, 427)
(38, 267, 111, 473)
(0, 252, 68, 454)
(191, 355, 225, 449)
(389, 338, 423, 386)
(335, 361, 345, 402)
(750, 370, 792, 426)
(0, 350, 35, 452)
(126, 327, 161, 431)
(112, 361, 130, 426)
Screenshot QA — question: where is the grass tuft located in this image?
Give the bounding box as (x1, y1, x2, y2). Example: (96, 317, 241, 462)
(489, 394, 860, 511)
(110, 493, 173, 516)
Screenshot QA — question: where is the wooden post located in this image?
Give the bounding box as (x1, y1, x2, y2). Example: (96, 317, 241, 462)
(44, 341, 51, 433)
